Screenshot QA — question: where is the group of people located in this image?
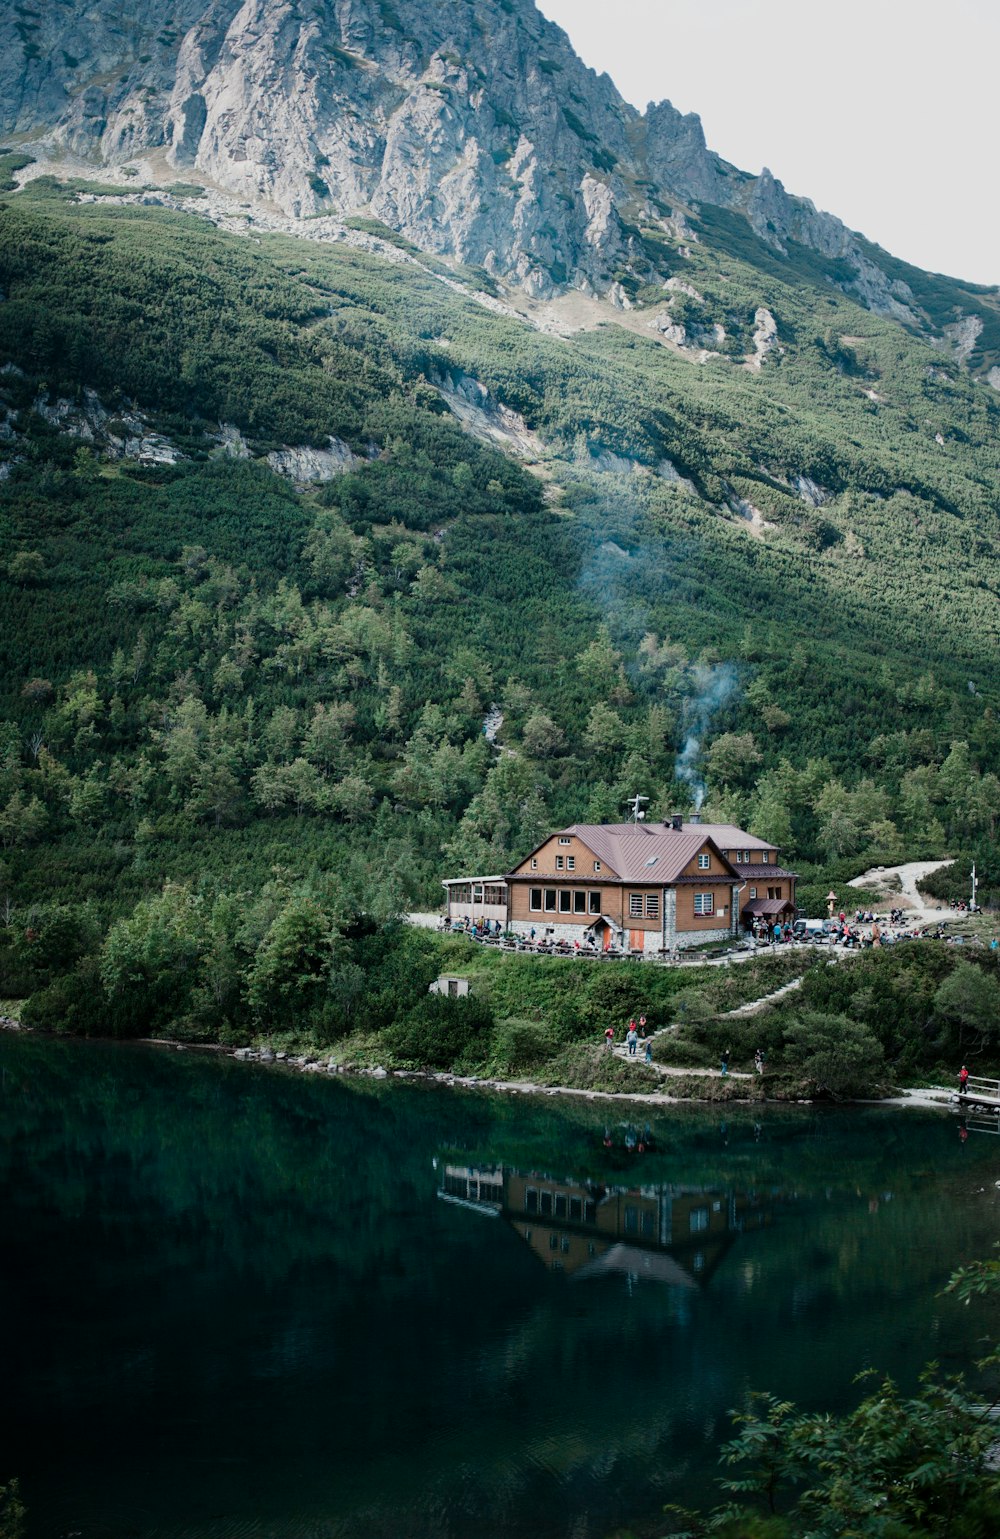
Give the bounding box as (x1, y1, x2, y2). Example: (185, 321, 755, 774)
(447, 916, 505, 939)
(604, 1016, 654, 1064)
(751, 920, 795, 944)
(719, 1047, 767, 1076)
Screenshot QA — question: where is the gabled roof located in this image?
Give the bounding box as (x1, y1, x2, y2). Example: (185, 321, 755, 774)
(684, 823, 776, 851)
(515, 823, 741, 884)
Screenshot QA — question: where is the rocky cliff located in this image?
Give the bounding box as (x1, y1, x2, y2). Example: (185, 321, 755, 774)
(0, 0, 982, 323)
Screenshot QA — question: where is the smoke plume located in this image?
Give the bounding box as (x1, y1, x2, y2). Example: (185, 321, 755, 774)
(675, 663, 741, 809)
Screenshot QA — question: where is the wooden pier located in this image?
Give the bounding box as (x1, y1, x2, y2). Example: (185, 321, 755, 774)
(948, 1075, 1000, 1134)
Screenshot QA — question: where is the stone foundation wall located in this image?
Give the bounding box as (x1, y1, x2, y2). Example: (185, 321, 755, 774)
(674, 925, 734, 949)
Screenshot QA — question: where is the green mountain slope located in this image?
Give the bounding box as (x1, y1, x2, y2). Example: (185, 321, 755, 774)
(1, 178, 999, 1036)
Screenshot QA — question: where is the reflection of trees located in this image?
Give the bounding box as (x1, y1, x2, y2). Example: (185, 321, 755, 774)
(3, 1036, 999, 1539)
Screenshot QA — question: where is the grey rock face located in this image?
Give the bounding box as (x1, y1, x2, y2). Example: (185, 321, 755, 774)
(0, 0, 968, 321)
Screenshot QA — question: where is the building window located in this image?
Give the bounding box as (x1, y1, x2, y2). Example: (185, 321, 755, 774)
(694, 893, 714, 916)
(584, 1200, 597, 1224)
(594, 861, 601, 872)
(558, 837, 571, 845)
(530, 858, 537, 870)
(645, 894, 659, 918)
(555, 1194, 567, 1219)
(690, 1207, 710, 1233)
(525, 1188, 538, 1213)
(749, 887, 757, 900)
(561, 1236, 570, 1253)
(484, 884, 505, 905)
(559, 890, 572, 913)
(589, 891, 601, 914)
(540, 1191, 553, 1216)
(698, 852, 710, 869)
(555, 855, 563, 870)
(574, 891, 587, 913)
(529, 888, 542, 911)
(629, 893, 644, 917)
(569, 1196, 582, 1222)
(566, 856, 575, 870)
(767, 887, 782, 901)
(544, 889, 557, 911)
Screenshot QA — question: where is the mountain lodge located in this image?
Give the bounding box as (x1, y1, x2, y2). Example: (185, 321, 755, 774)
(443, 816, 797, 953)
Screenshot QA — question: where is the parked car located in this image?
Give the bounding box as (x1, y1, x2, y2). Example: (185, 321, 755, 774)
(793, 918, 826, 940)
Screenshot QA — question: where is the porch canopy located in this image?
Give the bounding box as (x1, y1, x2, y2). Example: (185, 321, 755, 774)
(742, 898, 795, 918)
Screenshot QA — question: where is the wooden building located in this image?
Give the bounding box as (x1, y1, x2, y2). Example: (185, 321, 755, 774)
(442, 817, 796, 951)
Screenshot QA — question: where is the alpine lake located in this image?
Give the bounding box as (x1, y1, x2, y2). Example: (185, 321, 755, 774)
(2, 1033, 997, 1539)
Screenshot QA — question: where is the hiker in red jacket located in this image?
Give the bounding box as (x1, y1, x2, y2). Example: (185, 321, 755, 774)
(958, 1064, 969, 1097)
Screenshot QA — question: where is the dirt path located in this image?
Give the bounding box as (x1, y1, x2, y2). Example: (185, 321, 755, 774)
(847, 859, 954, 924)
(610, 1042, 751, 1080)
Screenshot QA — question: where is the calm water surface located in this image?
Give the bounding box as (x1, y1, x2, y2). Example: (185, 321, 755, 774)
(1, 1035, 997, 1539)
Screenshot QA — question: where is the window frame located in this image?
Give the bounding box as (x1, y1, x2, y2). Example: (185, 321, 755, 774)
(544, 889, 557, 912)
(529, 888, 542, 911)
(645, 893, 660, 918)
(629, 892, 644, 917)
(697, 852, 710, 869)
(693, 892, 715, 916)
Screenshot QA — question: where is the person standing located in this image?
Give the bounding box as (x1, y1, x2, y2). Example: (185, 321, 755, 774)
(721, 1048, 730, 1077)
(604, 1025, 615, 1053)
(627, 1021, 638, 1056)
(754, 1048, 764, 1075)
(644, 1036, 653, 1065)
(958, 1063, 969, 1098)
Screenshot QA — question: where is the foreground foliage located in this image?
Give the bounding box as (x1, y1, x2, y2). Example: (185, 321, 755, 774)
(663, 1254, 1000, 1538)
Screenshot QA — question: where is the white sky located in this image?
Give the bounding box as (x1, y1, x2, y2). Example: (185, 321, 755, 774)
(537, 0, 998, 288)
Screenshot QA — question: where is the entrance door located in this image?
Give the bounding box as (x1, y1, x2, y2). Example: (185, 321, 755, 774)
(603, 925, 613, 951)
(629, 928, 643, 952)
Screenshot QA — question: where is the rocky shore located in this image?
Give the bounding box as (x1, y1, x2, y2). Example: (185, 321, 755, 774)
(0, 1016, 958, 1111)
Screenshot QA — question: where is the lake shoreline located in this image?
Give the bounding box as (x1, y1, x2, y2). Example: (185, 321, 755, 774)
(0, 1015, 958, 1112)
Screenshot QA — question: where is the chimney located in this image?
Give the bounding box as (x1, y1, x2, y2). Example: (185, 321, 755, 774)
(689, 813, 701, 825)
(670, 813, 683, 831)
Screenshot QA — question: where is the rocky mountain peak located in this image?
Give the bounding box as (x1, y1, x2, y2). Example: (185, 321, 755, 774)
(0, 0, 989, 331)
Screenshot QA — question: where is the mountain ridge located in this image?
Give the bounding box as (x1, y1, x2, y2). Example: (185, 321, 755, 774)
(4, 0, 998, 369)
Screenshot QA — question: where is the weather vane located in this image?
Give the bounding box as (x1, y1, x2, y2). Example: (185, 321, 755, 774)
(625, 793, 648, 824)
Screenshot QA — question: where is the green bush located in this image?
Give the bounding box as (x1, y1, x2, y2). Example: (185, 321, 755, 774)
(382, 992, 494, 1069)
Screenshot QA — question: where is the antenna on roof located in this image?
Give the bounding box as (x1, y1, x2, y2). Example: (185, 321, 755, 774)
(625, 793, 649, 825)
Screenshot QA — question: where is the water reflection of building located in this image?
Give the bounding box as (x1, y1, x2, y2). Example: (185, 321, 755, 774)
(438, 1163, 771, 1286)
